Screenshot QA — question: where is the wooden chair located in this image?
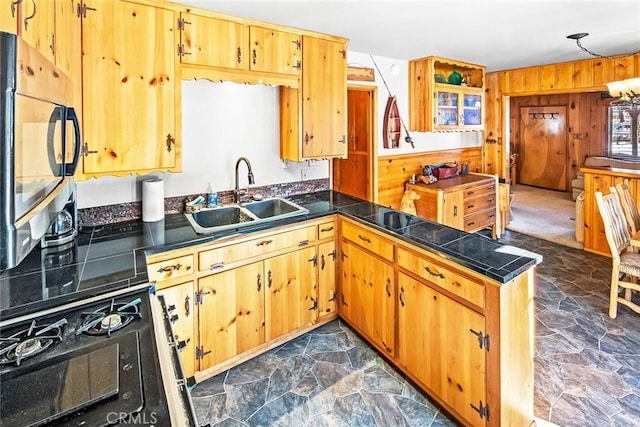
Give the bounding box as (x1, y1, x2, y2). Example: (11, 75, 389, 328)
(595, 191, 640, 318)
(614, 178, 640, 236)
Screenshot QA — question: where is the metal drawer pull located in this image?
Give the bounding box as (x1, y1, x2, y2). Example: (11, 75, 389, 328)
(399, 287, 405, 307)
(358, 234, 371, 243)
(211, 262, 224, 270)
(320, 226, 334, 232)
(299, 239, 309, 247)
(257, 274, 262, 292)
(256, 239, 273, 246)
(158, 263, 182, 273)
(184, 296, 190, 317)
(468, 204, 475, 209)
(321, 254, 325, 270)
(425, 266, 445, 279)
(386, 278, 391, 297)
(268, 270, 272, 288)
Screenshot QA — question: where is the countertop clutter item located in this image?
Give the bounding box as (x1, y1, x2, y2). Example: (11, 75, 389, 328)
(142, 178, 165, 222)
(207, 182, 218, 207)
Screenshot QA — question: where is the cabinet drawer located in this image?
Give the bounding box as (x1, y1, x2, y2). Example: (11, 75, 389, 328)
(147, 255, 194, 283)
(397, 247, 484, 308)
(464, 193, 496, 215)
(318, 220, 336, 240)
(341, 220, 394, 261)
(463, 210, 496, 232)
(199, 225, 316, 271)
(461, 180, 495, 198)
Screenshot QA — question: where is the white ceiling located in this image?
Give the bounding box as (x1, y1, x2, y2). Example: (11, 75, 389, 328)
(175, 0, 640, 72)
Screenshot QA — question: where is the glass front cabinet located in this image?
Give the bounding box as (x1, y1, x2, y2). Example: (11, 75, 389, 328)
(435, 87, 484, 130)
(409, 56, 486, 132)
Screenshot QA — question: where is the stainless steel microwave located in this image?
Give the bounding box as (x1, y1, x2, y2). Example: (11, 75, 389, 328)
(0, 32, 81, 272)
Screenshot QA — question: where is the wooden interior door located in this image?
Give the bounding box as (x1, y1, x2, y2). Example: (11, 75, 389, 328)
(518, 106, 568, 190)
(332, 86, 375, 200)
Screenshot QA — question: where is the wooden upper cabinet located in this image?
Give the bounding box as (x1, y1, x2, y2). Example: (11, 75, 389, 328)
(81, 0, 177, 176)
(178, 12, 245, 70)
(409, 56, 485, 132)
(248, 26, 300, 75)
(0, 1, 18, 33)
(280, 36, 347, 161)
(19, 0, 56, 63)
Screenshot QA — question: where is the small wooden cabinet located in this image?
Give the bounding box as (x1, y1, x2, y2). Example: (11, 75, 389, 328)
(80, 0, 178, 176)
(317, 220, 338, 319)
(409, 56, 485, 132)
(407, 173, 500, 238)
(178, 12, 245, 70)
(280, 35, 348, 161)
(248, 26, 301, 75)
(339, 219, 396, 356)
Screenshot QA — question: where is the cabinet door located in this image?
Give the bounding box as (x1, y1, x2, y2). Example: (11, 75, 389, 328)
(317, 240, 337, 319)
(398, 273, 487, 426)
(340, 241, 395, 356)
(179, 12, 245, 70)
(81, 0, 176, 175)
(249, 26, 300, 75)
(435, 89, 460, 127)
(20, 0, 56, 63)
(264, 246, 317, 341)
(1, 1, 18, 33)
(442, 190, 464, 229)
(157, 281, 196, 378)
(198, 262, 265, 370)
(301, 36, 347, 158)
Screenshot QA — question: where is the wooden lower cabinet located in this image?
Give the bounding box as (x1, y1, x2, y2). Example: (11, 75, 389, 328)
(265, 246, 317, 341)
(340, 241, 395, 356)
(398, 273, 486, 426)
(156, 281, 196, 378)
(197, 262, 265, 371)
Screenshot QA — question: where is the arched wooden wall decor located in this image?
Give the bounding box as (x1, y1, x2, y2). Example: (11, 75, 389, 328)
(383, 95, 401, 149)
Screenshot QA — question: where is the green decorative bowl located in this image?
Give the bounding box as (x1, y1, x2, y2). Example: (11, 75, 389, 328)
(448, 70, 462, 85)
(434, 74, 447, 83)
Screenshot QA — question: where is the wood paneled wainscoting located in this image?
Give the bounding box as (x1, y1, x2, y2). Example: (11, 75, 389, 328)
(376, 148, 483, 209)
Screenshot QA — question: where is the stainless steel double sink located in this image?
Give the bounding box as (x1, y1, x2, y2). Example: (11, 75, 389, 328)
(184, 197, 310, 234)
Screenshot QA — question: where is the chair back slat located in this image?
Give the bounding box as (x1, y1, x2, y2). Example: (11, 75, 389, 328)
(614, 179, 640, 235)
(596, 191, 631, 258)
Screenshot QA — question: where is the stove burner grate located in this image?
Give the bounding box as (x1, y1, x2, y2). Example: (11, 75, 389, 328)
(77, 297, 142, 336)
(0, 319, 67, 366)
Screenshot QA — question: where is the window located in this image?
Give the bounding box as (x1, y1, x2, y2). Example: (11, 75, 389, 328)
(607, 103, 640, 159)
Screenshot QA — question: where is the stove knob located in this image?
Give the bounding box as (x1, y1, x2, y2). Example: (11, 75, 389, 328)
(167, 304, 176, 312)
(170, 314, 179, 323)
(177, 340, 187, 351)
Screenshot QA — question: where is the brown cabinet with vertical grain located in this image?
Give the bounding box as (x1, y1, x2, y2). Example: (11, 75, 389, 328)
(80, 0, 178, 176)
(317, 219, 338, 319)
(409, 56, 485, 132)
(280, 35, 348, 160)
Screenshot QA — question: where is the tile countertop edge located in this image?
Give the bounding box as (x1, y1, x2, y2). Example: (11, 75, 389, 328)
(144, 191, 542, 284)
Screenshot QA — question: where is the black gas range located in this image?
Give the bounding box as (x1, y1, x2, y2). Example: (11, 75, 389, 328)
(0, 284, 196, 426)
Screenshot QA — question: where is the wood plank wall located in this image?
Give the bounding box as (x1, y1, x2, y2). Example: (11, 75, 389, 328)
(376, 148, 483, 209)
(509, 92, 609, 186)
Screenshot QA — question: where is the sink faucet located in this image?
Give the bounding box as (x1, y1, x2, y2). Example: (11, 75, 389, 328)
(234, 157, 255, 203)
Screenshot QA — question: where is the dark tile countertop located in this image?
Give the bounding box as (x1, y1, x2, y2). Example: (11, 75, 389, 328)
(0, 190, 542, 319)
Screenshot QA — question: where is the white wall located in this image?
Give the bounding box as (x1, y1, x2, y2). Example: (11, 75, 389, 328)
(76, 51, 482, 209)
(76, 81, 328, 209)
(346, 51, 483, 156)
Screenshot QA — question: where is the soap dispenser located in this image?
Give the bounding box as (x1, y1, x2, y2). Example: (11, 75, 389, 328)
(207, 183, 218, 207)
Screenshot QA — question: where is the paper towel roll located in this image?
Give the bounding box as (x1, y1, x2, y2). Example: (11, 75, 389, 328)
(142, 178, 164, 222)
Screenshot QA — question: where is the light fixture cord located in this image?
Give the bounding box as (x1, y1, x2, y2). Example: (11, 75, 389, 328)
(369, 54, 415, 149)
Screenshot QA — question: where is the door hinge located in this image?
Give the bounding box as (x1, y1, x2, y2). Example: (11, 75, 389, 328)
(293, 60, 301, 70)
(469, 329, 490, 350)
(338, 49, 346, 59)
(195, 290, 211, 305)
(77, 2, 97, 18)
(308, 254, 317, 266)
(308, 297, 318, 311)
(196, 346, 211, 359)
(177, 44, 191, 57)
(82, 142, 98, 157)
(470, 401, 490, 420)
(293, 39, 301, 50)
(177, 17, 191, 30)
(328, 250, 336, 260)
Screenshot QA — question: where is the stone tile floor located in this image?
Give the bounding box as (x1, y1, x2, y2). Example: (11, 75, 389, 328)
(191, 230, 640, 427)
